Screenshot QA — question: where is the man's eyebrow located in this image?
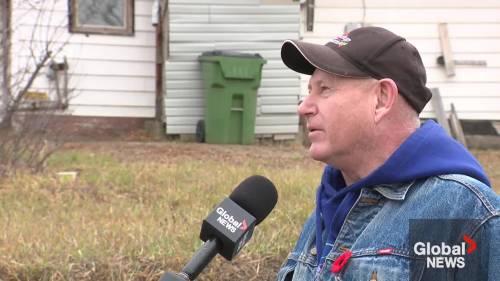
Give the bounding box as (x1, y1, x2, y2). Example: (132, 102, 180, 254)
(309, 78, 324, 88)
(307, 80, 318, 91)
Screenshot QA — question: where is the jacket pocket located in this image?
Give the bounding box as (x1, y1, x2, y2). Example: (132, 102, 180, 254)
(320, 254, 425, 281)
(275, 264, 295, 281)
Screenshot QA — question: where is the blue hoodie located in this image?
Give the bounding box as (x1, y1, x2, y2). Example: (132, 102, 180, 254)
(315, 120, 491, 266)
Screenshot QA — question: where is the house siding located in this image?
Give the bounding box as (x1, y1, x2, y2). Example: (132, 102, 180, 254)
(301, 0, 500, 120)
(10, 0, 157, 118)
(165, 0, 301, 137)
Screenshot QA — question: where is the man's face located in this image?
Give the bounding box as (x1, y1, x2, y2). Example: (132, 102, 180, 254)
(298, 69, 377, 165)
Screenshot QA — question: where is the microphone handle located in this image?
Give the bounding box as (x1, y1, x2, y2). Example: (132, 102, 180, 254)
(159, 272, 189, 281)
(181, 238, 220, 280)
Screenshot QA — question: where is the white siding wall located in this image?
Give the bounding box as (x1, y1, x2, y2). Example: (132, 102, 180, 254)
(165, 0, 301, 136)
(301, 0, 500, 120)
(10, 0, 156, 117)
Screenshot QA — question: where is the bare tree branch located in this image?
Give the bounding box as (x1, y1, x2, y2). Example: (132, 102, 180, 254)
(1, 50, 51, 127)
(0, 0, 73, 177)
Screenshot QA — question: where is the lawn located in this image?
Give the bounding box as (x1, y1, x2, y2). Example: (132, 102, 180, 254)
(0, 142, 498, 281)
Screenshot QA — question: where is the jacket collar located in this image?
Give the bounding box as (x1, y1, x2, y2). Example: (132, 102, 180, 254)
(373, 181, 415, 201)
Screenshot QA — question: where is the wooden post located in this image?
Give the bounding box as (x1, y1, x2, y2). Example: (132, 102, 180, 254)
(430, 88, 451, 136)
(438, 23, 456, 77)
(449, 103, 467, 148)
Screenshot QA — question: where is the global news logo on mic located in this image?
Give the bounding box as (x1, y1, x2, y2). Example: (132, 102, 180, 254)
(202, 197, 256, 246)
(216, 206, 248, 233)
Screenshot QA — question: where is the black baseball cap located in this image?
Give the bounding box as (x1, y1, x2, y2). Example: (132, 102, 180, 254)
(281, 26, 432, 113)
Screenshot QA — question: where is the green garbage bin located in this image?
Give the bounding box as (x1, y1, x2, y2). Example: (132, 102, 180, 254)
(198, 51, 266, 144)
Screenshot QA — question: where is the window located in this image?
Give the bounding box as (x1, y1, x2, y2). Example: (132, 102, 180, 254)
(69, 0, 134, 36)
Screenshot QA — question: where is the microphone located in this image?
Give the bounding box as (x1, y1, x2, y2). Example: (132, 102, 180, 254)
(160, 175, 278, 281)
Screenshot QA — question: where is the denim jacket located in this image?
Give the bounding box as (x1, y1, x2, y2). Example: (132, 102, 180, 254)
(275, 174, 500, 281)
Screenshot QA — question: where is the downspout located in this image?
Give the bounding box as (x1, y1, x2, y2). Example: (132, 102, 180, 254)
(153, 0, 164, 122)
(1, 0, 11, 125)
(305, 0, 314, 32)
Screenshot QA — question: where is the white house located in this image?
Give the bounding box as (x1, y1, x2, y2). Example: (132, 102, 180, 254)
(1, 0, 498, 140)
(299, 0, 500, 121)
(1, 0, 301, 139)
(1, 0, 160, 133)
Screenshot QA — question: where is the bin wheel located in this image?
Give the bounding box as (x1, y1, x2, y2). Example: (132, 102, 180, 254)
(196, 120, 205, 143)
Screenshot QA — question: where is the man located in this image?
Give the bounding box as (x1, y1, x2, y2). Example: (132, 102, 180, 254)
(276, 26, 499, 281)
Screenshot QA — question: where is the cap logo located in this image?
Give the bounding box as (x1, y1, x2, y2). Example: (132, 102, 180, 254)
(330, 35, 351, 47)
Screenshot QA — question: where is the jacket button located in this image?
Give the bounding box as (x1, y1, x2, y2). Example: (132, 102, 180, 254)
(310, 247, 317, 256)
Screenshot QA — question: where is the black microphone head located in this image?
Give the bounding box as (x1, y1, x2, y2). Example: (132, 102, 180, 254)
(229, 175, 278, 225)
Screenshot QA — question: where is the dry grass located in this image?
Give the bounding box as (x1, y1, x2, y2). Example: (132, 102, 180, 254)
(0, 142, 498, 281)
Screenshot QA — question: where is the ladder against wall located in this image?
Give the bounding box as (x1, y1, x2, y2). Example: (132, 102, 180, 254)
(430, 88, 467, 148)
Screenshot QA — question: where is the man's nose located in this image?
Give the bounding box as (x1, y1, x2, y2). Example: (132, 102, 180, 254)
(298, 96, 316, 117)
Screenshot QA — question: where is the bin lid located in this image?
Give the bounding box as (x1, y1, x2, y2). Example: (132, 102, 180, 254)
(199, 50, 266, 80)
(199, 50, 263, 59)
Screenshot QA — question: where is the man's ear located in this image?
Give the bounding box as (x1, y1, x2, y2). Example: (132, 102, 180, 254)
(374, 78, 398, 123)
